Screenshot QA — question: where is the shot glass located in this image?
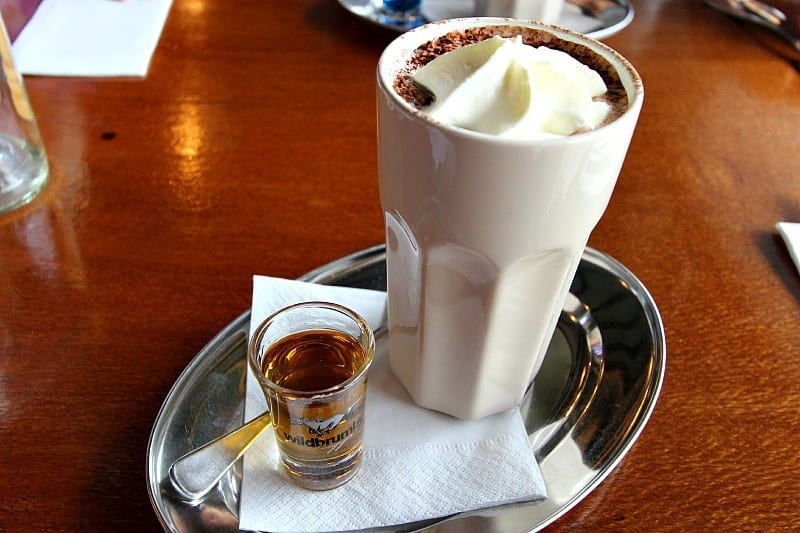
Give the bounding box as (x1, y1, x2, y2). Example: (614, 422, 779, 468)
(0, 15, 48, 215)
(248, 301, 375, 490)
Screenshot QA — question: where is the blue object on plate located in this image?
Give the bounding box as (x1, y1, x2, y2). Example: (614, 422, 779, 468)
(383, 0, 421, 10)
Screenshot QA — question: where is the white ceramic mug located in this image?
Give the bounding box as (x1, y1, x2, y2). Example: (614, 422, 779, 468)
(377, 18, 643, 419)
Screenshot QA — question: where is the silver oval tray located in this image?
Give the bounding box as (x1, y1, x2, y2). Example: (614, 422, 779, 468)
(337, 0, 634, 40)
(147, 245, 665, 532)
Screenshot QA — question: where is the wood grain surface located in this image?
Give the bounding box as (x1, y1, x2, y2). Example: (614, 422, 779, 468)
(1, 0, 798, 531)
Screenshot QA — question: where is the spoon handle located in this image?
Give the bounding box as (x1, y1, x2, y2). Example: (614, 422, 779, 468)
(168, 411, 271, 501)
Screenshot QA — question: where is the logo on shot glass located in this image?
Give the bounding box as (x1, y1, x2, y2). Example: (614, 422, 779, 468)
(288, 400, 360, 436)
(285, 401, 365, 448)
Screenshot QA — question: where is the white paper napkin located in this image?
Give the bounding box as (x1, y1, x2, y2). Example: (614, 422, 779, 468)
(11, 0, 173, 77)
(777, 222, 800, 276)
(240, 275, 546, 532)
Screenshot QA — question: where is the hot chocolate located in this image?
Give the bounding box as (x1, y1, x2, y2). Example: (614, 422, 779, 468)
(393, 25, 629, 133)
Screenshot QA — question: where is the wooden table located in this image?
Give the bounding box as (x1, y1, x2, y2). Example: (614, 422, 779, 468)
(1, 0, 798, 530)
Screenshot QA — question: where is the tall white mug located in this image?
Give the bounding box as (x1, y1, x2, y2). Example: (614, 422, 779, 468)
(377, 18, 643, 419)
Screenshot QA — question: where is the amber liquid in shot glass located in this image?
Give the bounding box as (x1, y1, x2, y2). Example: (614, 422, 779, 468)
(249, 302, 375, 490)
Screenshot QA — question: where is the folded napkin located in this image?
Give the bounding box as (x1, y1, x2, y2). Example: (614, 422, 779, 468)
(11, 0, 173, 77)
(777, 222, 800, 276)
(240, 275, 546, 532)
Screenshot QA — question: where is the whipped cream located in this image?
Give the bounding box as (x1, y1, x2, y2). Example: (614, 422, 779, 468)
(413, 35, 610, 139)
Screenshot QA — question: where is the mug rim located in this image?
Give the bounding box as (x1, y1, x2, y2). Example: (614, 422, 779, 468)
(376, 17, 644, 146)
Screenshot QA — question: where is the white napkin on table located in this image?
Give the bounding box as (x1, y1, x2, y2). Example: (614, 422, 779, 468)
(11, 0, 173, 77)
(240, 275, 546, 532)
(777, 222, 800, 276)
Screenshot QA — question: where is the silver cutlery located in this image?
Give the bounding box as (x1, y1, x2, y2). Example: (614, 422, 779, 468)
(705, 0, 800, 59)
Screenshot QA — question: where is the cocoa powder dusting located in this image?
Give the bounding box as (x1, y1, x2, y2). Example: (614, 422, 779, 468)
(392, 25, 629, 127)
